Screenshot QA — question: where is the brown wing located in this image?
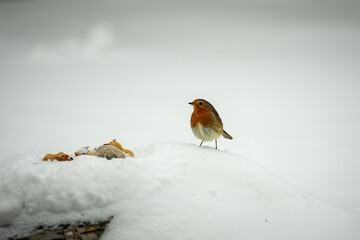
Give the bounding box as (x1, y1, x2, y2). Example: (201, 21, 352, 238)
(203, 100, 223, 126)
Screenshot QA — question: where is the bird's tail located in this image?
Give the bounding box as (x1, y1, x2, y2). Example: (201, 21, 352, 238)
(222, 130, 233, 140)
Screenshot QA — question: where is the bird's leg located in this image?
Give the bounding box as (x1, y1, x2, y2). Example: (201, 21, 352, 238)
(199, 141, 203, 147)
(215, 139, 217, 149)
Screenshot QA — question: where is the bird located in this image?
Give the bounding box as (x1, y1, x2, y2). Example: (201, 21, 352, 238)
(189, 99, 233, 149)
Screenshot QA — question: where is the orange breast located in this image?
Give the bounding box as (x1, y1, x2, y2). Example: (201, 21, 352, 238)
(191, 107, 215, 128)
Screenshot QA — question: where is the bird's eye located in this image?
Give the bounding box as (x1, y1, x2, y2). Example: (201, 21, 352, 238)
(199, 102, 203, 106)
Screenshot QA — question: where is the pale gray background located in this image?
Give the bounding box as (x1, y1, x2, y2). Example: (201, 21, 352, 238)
(0, 0, 359, 210)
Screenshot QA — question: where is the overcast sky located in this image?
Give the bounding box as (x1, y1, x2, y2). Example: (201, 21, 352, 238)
(0, 0, 359, 210)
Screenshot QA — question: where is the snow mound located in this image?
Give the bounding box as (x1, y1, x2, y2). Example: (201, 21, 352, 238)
(1, 142, 359, 239)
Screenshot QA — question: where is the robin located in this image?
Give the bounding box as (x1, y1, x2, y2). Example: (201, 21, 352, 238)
(189, 99, 233, 149)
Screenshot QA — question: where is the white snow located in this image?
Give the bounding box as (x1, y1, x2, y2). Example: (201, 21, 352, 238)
(1, 1, 360, 237)
(1, 142, 359, 239)
(1, 0, 360, 211)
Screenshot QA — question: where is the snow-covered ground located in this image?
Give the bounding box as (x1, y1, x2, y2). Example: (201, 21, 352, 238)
(1, 0, 360, 237)
(1, 142, 359, 239)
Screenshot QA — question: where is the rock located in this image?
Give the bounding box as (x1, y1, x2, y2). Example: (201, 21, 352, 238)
(12, 217, 112, 240)
(94, 144, 125, 159)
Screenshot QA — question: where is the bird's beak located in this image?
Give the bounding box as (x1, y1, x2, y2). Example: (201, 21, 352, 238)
(189, 102, 193, 105)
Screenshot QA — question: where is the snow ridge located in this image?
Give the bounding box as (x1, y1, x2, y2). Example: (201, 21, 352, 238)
(1, 142, 359, 239)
